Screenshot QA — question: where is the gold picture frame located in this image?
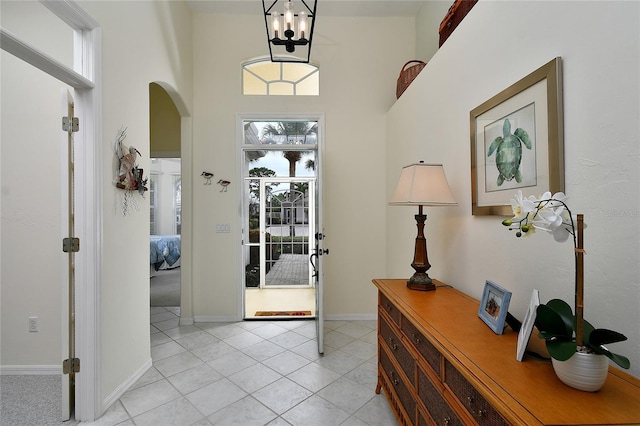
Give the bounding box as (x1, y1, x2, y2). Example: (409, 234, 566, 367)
(471, 57, 564, 216)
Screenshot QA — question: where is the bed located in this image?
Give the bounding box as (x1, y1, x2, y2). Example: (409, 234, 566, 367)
(150, 235, 181, 275)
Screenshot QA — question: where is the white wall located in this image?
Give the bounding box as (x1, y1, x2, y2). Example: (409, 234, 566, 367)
(386, 0, 640, 379)
(415, 1, 451, 62)
(77, 0, 193, 405)
(0, 1, 71, 370)
(191, 12, 415, 319)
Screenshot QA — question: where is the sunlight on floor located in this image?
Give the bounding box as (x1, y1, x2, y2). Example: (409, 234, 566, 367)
(245, 287, 316, 319)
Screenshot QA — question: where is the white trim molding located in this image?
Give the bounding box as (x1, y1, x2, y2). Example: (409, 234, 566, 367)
(1, 365, 62, 375)
(102, 358, 152, 412)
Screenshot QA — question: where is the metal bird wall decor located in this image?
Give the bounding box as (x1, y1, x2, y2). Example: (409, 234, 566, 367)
(217, 179, 231, 192)
(114, 126, 148, 216)
(201, 171, 214, 185)
(114, 126, 147, 194)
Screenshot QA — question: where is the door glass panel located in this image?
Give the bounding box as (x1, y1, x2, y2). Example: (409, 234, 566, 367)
(243, 121, 318, 147)
(263, 182, 313, 288)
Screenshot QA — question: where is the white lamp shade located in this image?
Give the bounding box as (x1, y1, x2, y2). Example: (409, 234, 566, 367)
(390, 162, 457, 206)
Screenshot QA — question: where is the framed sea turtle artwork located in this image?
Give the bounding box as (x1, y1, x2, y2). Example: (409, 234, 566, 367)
(470, 57, 564, 216)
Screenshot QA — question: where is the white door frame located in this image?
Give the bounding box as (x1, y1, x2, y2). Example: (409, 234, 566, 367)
(1, 1, 102, 420)
(236, 114, 325, 353)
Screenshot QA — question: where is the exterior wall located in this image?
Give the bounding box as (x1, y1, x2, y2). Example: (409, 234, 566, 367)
(386, 0, 640, 379)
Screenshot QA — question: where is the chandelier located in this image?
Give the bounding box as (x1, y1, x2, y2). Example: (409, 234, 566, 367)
(263, 0, 317, 63)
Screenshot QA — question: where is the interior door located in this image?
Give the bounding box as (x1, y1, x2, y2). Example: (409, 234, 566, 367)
(61, 89, 75, 420)
(259, 178, 314, 289)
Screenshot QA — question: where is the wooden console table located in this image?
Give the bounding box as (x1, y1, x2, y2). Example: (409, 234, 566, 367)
(373, 278, 640, 426)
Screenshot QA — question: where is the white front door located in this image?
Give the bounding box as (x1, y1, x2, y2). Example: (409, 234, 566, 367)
(240, 116, 324, 353)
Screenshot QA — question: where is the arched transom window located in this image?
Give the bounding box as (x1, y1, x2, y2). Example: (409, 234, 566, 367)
(242, 58, 319, 96)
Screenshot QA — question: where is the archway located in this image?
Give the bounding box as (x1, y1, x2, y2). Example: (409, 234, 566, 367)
(149, 82, 193, 324)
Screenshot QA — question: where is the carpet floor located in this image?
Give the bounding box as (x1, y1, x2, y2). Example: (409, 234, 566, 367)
(150, 267, 181, 307)
(0, 375, 79, 426)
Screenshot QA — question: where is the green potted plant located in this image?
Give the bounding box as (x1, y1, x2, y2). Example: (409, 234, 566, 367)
(502, 191, 630, 391)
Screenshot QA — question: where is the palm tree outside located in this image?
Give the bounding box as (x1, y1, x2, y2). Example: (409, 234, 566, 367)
(261, 122, 317, 237)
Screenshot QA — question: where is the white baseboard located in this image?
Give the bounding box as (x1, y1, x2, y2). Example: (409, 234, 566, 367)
(325, 313, 377, 321)
(0, 365, 61, 375)
(179, 316, 194, 326)
(102, 358, 152, 411)
(193, 315, 240, 323)
(193, 314, 376, 322)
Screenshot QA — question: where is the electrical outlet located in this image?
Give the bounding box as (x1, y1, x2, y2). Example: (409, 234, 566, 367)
(28, 316, 39, 332)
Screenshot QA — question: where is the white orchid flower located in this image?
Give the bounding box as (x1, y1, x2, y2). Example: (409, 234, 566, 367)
(502, 190, 583, 243)
(510, 190, 536, 221)
(533, 204, 565, 232)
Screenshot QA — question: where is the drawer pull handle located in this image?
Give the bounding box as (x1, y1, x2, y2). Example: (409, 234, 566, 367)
(443, 416, 451, 425)
(385, 303, 393, 311)
(388, 337, 398, 350)
(412, 332, 421, 344)
(477, 409, 487, 418)
(390, 371, 399, 386)
(467, 396, 476, 414)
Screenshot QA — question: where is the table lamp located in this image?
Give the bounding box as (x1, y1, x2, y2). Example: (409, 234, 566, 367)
(390, 161, 457, 291)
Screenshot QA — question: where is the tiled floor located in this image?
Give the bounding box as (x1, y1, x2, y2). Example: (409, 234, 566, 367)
(79, 307, 397, 426)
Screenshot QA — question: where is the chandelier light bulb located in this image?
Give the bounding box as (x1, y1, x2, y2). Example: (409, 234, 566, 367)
(298, 11, 308, 40)
(271, 12, 281, 39)
(284, 1, 294, 33)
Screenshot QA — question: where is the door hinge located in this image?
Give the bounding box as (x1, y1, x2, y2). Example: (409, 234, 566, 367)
(63, 358, 80, 374)
(62, 116, 79, 133)
(62, 237, 80, 253)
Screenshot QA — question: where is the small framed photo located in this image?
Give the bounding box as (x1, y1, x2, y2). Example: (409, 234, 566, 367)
(478, 280, 512, 335)
(516, 289, 540, 361)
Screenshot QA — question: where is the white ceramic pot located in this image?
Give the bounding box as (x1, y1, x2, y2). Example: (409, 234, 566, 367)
(551, 352, 609, 392)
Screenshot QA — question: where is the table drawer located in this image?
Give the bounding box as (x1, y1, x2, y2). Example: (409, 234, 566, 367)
(380, 345, 417, 421)
(444, 360, 509, 426)
(380, 313, 415, 386)
(418, 367, 464, 426)
(380, 292, 401, 326)
(401, 315, 441, 376)
(418, 410, 428, 426)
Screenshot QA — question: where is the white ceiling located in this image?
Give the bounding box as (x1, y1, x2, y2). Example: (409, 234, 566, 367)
(186, 0, 428, 17)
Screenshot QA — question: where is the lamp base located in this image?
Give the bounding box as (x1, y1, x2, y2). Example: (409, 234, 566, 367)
(407, 273, 435, 291)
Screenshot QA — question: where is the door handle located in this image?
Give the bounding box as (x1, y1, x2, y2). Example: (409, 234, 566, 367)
(310, 252, 319, 279)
